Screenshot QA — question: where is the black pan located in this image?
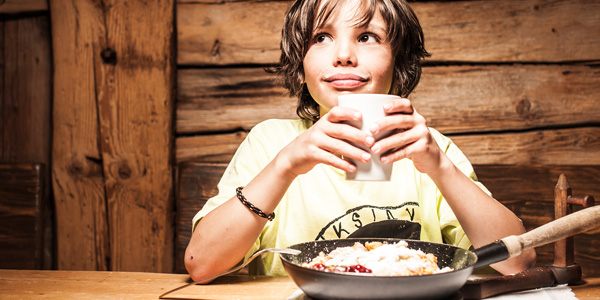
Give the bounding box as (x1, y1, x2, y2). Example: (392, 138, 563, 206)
(280, 205, 600, 300)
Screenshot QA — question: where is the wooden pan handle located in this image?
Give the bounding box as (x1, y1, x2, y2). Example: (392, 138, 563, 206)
(502, 205, 600, 258)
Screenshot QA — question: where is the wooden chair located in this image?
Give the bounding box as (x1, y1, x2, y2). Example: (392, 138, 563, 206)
(0, 163, 46, 269)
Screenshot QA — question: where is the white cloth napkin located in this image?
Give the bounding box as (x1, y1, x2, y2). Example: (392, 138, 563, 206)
(484, 284, 577, 300)
(286, 284, 578, 300)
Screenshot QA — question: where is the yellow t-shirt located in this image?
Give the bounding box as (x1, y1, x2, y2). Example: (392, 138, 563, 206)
(192, 119, 490, 275)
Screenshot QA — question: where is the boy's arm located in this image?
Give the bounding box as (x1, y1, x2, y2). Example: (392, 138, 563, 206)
(184, 157, 295, 283)
(372, 99, 536, 275)
(185, 108, 373, 282)
(428, 154, 536, 275)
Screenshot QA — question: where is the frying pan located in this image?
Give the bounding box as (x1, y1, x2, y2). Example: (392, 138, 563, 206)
(280, 205, 600, 300)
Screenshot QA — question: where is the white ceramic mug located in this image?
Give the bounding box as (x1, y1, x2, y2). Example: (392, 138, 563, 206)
(337, 94, 399, 181)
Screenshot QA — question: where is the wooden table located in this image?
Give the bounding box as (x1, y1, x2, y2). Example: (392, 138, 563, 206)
(0, 269, 598, 300)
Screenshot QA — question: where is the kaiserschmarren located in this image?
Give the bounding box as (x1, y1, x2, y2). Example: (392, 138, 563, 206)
(302, 241, 453, 276)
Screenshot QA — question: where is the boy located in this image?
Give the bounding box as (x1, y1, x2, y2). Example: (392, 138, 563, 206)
(185, 0, 536, 282)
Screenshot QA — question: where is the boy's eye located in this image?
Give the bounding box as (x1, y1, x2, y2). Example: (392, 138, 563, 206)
(314, 33, 332, 44)
(359, 33, 379, 43)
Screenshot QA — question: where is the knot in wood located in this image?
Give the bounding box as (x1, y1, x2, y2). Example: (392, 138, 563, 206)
(515, 98, 539, 121)
(101, 48, 117, 65)
(67, 161, 84, 177)
(118, 163, 132, 180)
(68, 158, 102, 178)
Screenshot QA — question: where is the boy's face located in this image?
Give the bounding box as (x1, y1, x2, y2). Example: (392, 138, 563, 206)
(303, 0, 394, 117)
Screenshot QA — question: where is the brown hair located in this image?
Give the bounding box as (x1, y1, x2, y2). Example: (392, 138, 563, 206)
(268, 0, 430, 122)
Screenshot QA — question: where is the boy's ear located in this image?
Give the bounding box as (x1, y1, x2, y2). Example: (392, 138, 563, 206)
(298, 72, 305, 84)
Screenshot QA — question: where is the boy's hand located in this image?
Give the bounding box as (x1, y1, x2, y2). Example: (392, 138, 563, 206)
(278, 106, 374, 178)
(369, 97, 445, 175)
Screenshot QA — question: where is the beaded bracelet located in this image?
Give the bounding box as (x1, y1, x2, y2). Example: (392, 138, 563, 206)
(236, 186, 275, 221)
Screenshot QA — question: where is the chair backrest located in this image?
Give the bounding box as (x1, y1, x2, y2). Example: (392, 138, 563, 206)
(0, 163, 45, 269)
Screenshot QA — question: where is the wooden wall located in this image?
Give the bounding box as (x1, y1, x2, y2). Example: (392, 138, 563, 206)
(0, 2, 52, 269)
(2, 0, 177, 273)
(174, 0, 600, 277)
(1, 0, 599, 278)
(0, 5, 51, 186)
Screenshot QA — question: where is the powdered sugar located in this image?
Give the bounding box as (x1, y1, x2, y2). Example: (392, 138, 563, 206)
(302, 241, 453, 276)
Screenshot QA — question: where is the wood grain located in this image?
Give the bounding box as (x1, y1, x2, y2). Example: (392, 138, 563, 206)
(50, 0, 110, 271)
(0, 20, 3, 152)
(473, 165, 600, 209)
(413, 65, 600, 134)
(176, 0, 600, 65)
(176, 132, 247, 164)
(1, 14, 53, 270)
(0, 163, 44, 269)
(175, 127, 600, 166)
(50, 0, 175, 272)
(93, 0, 175, 273)
(177, 0, 288, 66)
(176, 65, 600, 134)
(0, 270, 300, 300)
(177, 67, 297, 134)
(453, 127, 600, 166)
(0, 0, 47, 13)
(1, 15, 52, 165)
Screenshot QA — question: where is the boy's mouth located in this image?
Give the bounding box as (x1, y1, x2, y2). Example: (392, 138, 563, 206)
(323, 73, 369, 89)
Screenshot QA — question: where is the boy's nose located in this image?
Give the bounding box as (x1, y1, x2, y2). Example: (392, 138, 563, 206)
(333, 41, 357, 67)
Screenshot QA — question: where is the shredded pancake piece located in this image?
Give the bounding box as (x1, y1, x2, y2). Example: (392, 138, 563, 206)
(302, 241, 453, 276)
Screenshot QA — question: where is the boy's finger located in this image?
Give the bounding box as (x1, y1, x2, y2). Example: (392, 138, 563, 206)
(383, 98, 414, 114)
(326, 106, 362, 123)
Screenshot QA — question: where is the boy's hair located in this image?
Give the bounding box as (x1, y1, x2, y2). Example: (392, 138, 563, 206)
(268, 0, 431, 122)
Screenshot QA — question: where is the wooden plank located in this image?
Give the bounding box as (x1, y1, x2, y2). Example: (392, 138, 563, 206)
(0, 163, 44, 270)
(0, 20, 4, 152)
(176, 65, 600, 134)
(1, 15, 52, 165)
(175, 162, 227, 273)
(413, 65, 600, 134)
(176, 131, 247, 164)
(92, 0, 175, 273)
(453, 127, 600, 166)
(50, 0, 175, 272)
(417, 0, 600, 63)
(0, 0, 48, 14)
(50, 0, 109, 271)
(175, 127, 600, 166)
(177, 0, 288, 66)
(177, 68, 297, 134)
(1, 15, 53, 270)
(176, 0, 600, 65)
(474, 165, 600, 211)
